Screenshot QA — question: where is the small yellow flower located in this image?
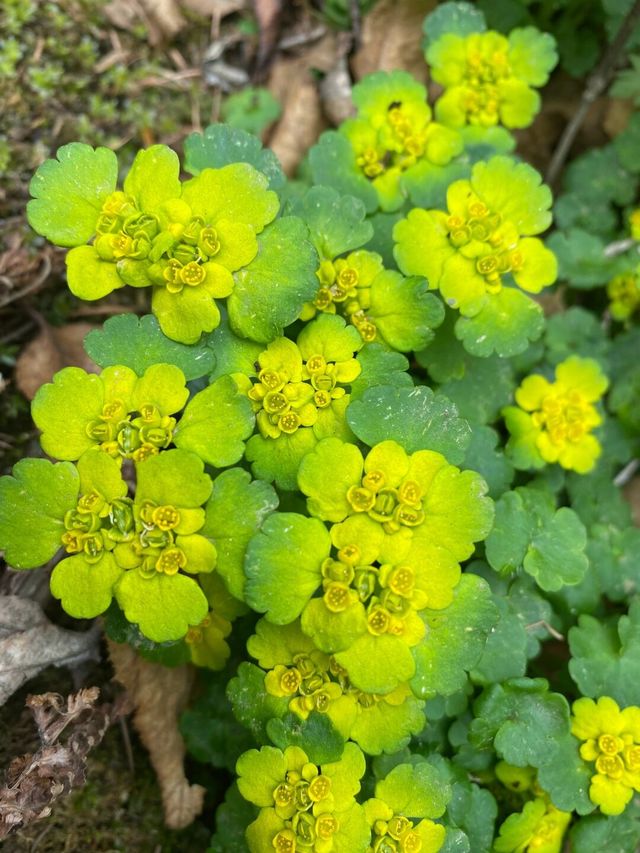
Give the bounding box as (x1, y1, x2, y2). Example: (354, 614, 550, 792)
(504, 356, 608, 474)
(629, 208, 640, 241)
(571, 696, 640, 815)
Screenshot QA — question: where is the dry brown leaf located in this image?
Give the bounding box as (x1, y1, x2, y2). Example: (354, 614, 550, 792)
(603, 97, 635, 139)
(182, 0, 245, 16)
(107, 640, 204, 829)
(0, 687, 128, 839)
(254, 0, 284, 78)
(351, 0, 435, 82)
(14, 322, 98, 401)
(0, 596, 101, 706)
(267, 32, 339, 174)
(104, 0, 185, 44)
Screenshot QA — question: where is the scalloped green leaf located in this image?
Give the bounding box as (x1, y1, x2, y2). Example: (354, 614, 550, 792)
(439, 354, 515, 424)
(220, 87, 281, 138)
(376, 762, 451, 818)
(0, 459, 79, 568)
(569, 799, 640, 850)
(174, 375, 254, 468)
(346, 384, 471, 464)
(423, 1, 486, 48)
(349, 344, 413, 402)
(84, 314, 216, 381)
(267, 712, 345, 765)
(115, 570, 208, 643)
(547, 228, 622, 289)
(486, 487, 588, 591)
(201, 468, 278, 600)
(228, 217, 319, 343)
(27, 142, 118, 247)
(308, 131, 379, 214)
(470, 595, 528, 685)
(244, 513, 331, 623)
(183, 123, 285, 189)
(411, 574, 499, 699)
(469, 678, 571, 768)
(568, 599, 640, 707)
(226, 662, 288, 747)
(288, 185, 373, 259)
(455, 288, 545, 358)
(536, 733, 594, 815)
(463, 425, 514, 499)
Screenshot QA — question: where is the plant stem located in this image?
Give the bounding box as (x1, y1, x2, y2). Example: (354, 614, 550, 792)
(546, 0, 640, 187)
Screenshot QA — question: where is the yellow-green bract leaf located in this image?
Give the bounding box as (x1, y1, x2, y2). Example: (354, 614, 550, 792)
(346, 384, 471, 464)
(486, 487, 589, 592)
(115, 571, 208, 642)
(369, 272, 445, 353)
(201, 468, 278, 600)
(569, 599, 640, 707)
(334, 634, 416, 695)
(27, 142, 118, 247)
(288, 185, 373, 259)
(469, 678, 571, 769)
(183, 123, 285, 190)
(122, 145, 180, 213)
(174, 375, 254, 468)
(135, 449, 212, 508)
(228, 217, 319, 343)
(411, 574, 498, 698)
(0, 459, 79, 568)
(51, 552, 123, 618)
(244, 513, 331, 623)
(455, 288, 545, 358)
(84, 314, 216, 381)
(375, 762, 451, 818)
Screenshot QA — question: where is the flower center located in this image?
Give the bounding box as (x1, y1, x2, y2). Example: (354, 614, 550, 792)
(531, 390, 593, 446)
(346, 473, 424, 534)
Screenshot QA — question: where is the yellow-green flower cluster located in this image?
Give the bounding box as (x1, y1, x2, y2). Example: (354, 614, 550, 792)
(607, 269, 640, 322)
(493, 797, 571, 853)
(504, 356, 609, 474)
(571, 696, 640, 815)
(427, 28, 557, 129)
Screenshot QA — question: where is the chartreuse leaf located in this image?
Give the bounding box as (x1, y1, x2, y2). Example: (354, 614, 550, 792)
(84, 314, 216, 381)
(208, 784, 257, 853)
(469, 678, 570, 769)
(455, 287, 545, 358)
(267, 713, 345, 765)
(173, 375, 254, 468)
(370, 272, 445, 352)
(411, 574, 498, 698)
(228, 217, 318, 343)
(376, 761, 451, 818)
(183, 123, 285, 189)
(485, 487, 588, 591)
(568, 599, 640, 706)
(422, 1, 486, 47)
(104, 602, 190, 668)
(115, 571, 208, 643)
(346, 384, 471, 464)
(244, 513, 331, 623)
(0, 459, 78, 568)
(135, 449, 212, 508)
(334, 633, 417, 695)
(201, 469, 278, 600)
(123, 144, 180, 213)
(288, 185, 373, 258)
(27, 142, 118, 246)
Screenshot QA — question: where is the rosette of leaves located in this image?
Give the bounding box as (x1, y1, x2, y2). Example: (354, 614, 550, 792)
(424, 2, 558, 129)
(394, 156, 557, 356)
(0, 449, 218, 642)
(230, 618, 426, 756)
(235, 742, 370, 851)
(30, 362, 254, 470)
(207, 312, 367, 490)
(309, 69, 464, 213)
(364, 761, 451, 852)
(244, 437, 493, 693)
(290, 186, 445, 352)
(27, 142, 318, 344)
